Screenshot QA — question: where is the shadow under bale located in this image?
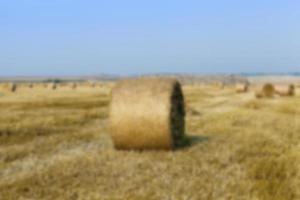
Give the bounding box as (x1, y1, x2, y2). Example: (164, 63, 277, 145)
(109, 77, 186, 150)
(176, 135, 210, 150)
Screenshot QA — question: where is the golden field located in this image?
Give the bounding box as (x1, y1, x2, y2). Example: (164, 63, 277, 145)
(0, 83, 299, 200)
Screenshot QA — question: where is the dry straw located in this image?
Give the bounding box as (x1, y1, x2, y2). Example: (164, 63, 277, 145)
(275, 84, 295, 97)
(255, 83, 275, 98)
(109, 77, 186, 150)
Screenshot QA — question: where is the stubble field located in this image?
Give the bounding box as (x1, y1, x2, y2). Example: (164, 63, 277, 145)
(0, 83, 299, 200)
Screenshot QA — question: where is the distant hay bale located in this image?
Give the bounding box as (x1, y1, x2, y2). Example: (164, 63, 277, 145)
(275, 84, 295, 97)
(71, 83, 77, 90)
(110, 78, 186, 150)
(236, 83, 249, 93)
(28, 83, 34, 89)
(262, 83, 275, 97)
(255, 83, 275, 98)
(10, 83, 17, 92)
(186, 105, 201, 116)
(51, 83, 57, 90)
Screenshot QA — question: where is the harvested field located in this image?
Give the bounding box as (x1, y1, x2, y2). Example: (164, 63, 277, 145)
(0, 83, 299, 200)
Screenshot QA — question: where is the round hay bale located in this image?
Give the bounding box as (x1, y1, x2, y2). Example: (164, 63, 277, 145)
(51, 83, 57, 90)
(71, 83, 77, 90)
(289, 84, 296, 96)
(10, 83, 17, 92)
(255, 83, 275, 98)
(91, 82, 96, 88)
(28, 83, 34, 89)
(275, 84, 295, 97)
(109, 78, 186, 150)
(262, 83, 275, 97)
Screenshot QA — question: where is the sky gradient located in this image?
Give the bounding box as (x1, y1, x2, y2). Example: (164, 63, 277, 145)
(0, 0, 299, 76)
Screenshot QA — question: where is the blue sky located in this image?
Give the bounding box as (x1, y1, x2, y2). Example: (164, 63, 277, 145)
(0, 0, 299, 76)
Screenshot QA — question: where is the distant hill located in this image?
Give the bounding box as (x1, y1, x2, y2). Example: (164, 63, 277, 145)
(0, 74, 247, 85)
(240, 72, 300, 77)
(1, 73, 299, 85)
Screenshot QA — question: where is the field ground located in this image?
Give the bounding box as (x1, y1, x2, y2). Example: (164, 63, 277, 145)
(0, 84, 300, 200)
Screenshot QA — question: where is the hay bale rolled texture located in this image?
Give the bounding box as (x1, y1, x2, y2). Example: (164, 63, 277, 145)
(255, 83, 275, 98)
(110, 78, 185, 150)
(275, 84, 295, 97)
(262, 83, 275, 97)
